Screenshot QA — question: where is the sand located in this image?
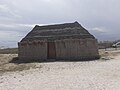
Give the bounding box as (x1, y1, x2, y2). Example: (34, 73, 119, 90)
(0, 50, 120, 90)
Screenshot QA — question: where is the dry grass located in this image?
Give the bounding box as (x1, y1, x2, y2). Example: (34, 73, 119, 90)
(0, 54, 42, 74)
(0, 48, 18, 54)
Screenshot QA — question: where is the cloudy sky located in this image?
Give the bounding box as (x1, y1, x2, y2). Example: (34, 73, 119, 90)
(0, 0, 120, 48)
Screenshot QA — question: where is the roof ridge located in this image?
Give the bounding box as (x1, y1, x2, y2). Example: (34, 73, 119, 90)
(34, 21, 81, 30)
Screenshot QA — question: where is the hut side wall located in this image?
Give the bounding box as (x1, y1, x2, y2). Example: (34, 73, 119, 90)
(55, 39, 99, 60)
(18, 39, 99, 61)
(18, 40, 47, 61)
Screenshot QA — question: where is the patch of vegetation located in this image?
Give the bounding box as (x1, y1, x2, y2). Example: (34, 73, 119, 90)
(0, 48, 18, 54)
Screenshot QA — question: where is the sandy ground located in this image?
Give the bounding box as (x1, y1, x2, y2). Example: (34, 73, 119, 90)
(0, 49, 120, 90)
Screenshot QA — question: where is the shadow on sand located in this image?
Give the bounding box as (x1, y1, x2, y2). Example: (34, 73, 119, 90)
(9, 57, 99, 64)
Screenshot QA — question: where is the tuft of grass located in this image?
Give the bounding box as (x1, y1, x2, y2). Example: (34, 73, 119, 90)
(0, 63, 43, 74)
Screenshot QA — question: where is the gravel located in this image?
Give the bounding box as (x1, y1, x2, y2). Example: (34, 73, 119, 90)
(0, 55, 120, 90)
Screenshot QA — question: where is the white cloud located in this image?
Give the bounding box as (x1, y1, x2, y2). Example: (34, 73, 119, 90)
(43, 0, 53, 2)
(0, 0, 120, 47)
(0, 30, 21, 41)
(0, 4, 8, 12)
(0, 30, 24, 47)
(91, 27, 107, 33)
(0, 23, 46, 29)
(0, 4, 21, 20)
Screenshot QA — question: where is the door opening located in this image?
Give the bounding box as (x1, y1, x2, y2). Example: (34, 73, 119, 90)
(47, 42, 56, 59)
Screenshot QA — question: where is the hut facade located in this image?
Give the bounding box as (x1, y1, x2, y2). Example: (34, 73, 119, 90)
(18, 21, 99, 61)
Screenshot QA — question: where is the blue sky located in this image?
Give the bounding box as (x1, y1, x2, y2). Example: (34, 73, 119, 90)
(0, 0, 120, 48)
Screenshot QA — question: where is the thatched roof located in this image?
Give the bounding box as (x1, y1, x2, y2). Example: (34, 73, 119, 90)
(21, 21, 95, 42)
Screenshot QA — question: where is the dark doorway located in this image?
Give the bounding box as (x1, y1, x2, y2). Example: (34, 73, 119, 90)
(47, 42, 56, 59)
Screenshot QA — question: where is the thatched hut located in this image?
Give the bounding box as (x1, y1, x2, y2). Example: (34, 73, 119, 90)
(18, 21, 99, 61)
